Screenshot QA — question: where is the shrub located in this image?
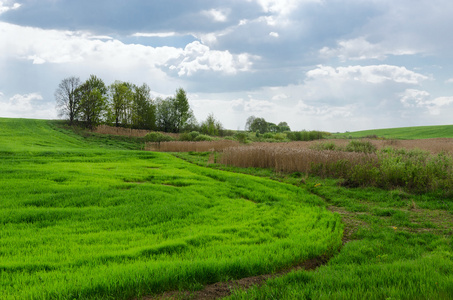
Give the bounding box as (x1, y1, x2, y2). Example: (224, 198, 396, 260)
(263, 133, 274, 139)
(345, 140, 377, 154)
(310, 142, 337, 151)
(189, 131, 200, 140)
(144, 132, 174, 143)
(234, 132, 248, 144)
(194, 134, 213, 141)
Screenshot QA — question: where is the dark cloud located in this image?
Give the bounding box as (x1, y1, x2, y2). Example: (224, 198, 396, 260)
(0, 0, 262, 35)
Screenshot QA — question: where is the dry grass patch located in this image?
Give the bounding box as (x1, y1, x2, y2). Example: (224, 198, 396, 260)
(145, 140, 240, 152)
(94, 125, 180, 139)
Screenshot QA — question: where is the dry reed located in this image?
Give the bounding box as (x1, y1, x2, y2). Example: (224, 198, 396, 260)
(145, 140, 240, 152)
(94, 125, 180, 139)
(219, 144, 377, 174)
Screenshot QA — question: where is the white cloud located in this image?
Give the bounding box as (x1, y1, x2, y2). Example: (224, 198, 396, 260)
(0, 92, 57, 119)
(255, 0, 318, 16)
(272, 93, 288, 101)
(230, 97, 276, 113)
(320, 37, 418, 61)
(269, 32, 279, 38)
(202, 8, 229, 22)
(399, 89, 453, 115)
(296, 101, 354, 119)
(132, 32, 176, 38)
(0, 22, 256, 79)
(306, 65, 428, 85)
(168, 41, 256, 76)
(0, 1, 21, 15)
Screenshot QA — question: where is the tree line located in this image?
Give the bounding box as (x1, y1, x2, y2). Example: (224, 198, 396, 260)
(55, 75, 297, 137)
(55, 75, 200, 132)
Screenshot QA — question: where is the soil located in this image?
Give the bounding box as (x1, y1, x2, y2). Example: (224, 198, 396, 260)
(138, 205, 354, 300)
(141, 256, 330, 300)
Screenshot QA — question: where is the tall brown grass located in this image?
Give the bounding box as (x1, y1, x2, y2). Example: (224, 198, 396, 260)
(145, 140, 240, 152)
(94, 125, 180, 139)
(219, 145, 377, 174)
(217, 140, 453, 193)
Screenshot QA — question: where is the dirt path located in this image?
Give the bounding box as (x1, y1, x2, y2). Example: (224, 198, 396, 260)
(138, 204, 354, 300)
(141, 255, 331, 300)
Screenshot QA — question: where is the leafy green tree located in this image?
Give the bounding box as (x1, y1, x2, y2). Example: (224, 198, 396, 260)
(278, 122, 291, 132)
(268, 122, 279, 133)
(77, 75, 108, 129)
(55, 76, 81, 125)
(245, 115, 256, 131)
(155, 88, 194, 133)
(108, 81, 133, 127)
(200, 113, 223, 136)
(251, 117, 268, 134)
(173, 88, 192, 133)
(155, 97, 176, 132)
(131, 83, 156, 130)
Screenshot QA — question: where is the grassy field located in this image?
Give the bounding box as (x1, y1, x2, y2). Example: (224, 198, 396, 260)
(332, 124, 453, 139)
(175, 152, 453, 299)
(0, 118, 342, 299)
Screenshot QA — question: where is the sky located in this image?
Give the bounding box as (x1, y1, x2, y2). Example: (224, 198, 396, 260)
(1, 0, 453, 132)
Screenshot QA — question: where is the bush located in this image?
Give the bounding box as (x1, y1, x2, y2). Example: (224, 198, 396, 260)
(310, 142, 337, 151)
(194, 134, 213, 141)
(274, 133, 286, 141)
(234, 132, 248, 144)
(287, 130, 327, 141)
(145, 132, 174, 143)
(345, 140, 377, 154)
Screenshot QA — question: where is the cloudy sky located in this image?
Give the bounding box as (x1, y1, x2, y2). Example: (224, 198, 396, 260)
(1, 0, 453, 132)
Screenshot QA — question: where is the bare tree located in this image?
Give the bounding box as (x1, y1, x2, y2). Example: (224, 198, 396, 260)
(55, 76, 81, 125)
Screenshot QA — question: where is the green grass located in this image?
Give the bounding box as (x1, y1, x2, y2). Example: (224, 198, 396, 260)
(0, 118, 342, 299)
(177, 152, 453, 300)
(332, 124, 453, 139)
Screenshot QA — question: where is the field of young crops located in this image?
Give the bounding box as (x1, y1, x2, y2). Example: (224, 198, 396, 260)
(0, 118, 342, 299)
(333, 124, 453, 139)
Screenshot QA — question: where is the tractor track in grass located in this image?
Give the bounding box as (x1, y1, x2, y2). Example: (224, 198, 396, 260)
(141, 255, 331, 300)
(138, 204, 356, 300)
(135, 155, 357, 300)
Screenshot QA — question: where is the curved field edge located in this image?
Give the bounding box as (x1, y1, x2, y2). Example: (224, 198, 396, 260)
(0, 118, 343, 299)
(173, 152, 453, 300)
(332, 124, 453, 139)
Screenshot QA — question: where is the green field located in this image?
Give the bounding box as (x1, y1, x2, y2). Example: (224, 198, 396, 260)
(0, 118, 342, 299)
(332, 124, 453, 139)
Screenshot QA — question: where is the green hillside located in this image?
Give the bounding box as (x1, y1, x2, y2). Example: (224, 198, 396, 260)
(0, 118, 341, 299)
(332, 124, 453, 139)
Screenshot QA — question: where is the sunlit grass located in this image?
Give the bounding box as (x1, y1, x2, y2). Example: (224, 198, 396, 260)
(0, 118, 342, 299)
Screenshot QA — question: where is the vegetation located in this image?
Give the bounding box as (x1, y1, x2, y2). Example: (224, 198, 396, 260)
(245, 115, 291, 134)
(56, 76, 195, 133)
(0, 118, 342, 299)
(218, 140, 453, 194)
(333, 124, 453, 139)
(175, 151, 453, 300)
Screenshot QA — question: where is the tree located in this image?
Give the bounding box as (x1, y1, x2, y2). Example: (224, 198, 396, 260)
(200, 113, 223, 136)
(173, 88, 191, 133)
(55, 76, 81, 125)
(77, 75, 108, 129)
(155, 97, 176, 132)
(245, 115, 256, 131)
(155, 88, 194, 133)
(108, 81, 133, 127)
(131, 83, 156, 130)
(277, 122, 291, 132)
(268, 122, 279, 133)
(247, 117, 268, 134)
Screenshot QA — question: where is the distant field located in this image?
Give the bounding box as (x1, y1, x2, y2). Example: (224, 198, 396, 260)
(0, 118, 342, 299)
(332, 124, 453, 139)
